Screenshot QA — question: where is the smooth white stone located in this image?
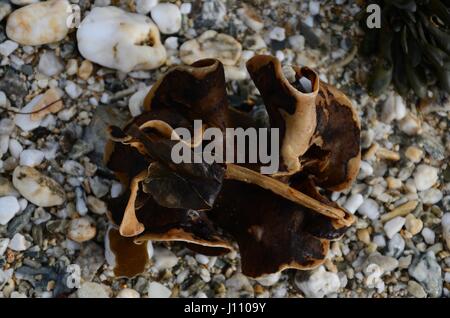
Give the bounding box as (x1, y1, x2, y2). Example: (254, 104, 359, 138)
(147, 282, 171, 298)
(419, 188, 443, 205)
(0, 238, 10, 256)
(358, 161, 373, 179)
(116, 288, 140, 298)
(8, 233, 31, 251)
(19, 149, 45, 167)
(0, 40, 18, 57)
(343, 194, 364, 214)
(373, 234, 386, 248)
(269, 26, 286, 41)
(384, 216, 405, 239)
(38, 51, 64, 77)
(295, 266, 340, 298)
(0, 196, 20, 225)
(180, 2, 192, 14)
(442, 213, 450, 250)
(65, 81, 82, 99)
(357, 198, 380, 220)
(256, 272, 280, 287)
(0, 135, 8, 157)
(421, 227, 435, 245)
(8, 139, 23, 159)
(151, 3, 181, 34)
(135, 0, 158, 14)
(77, 6, 166, 73)
(12, 166, 66, 207)
(0, 3, 12, 23)
(153, 247, 178, 270)
(413, 164, 438, 191)
(128, 86, 150, 117)
(309, 1, 320, 15)
(14, 95, 44, 132)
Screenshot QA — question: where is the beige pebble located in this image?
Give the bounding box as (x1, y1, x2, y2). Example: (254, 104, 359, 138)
(405, 214, 423, 236)
(6, 0, 71, 46)
(376, 147, 400, 161)
(179, 30, 242, 66)
(381, 200, 418, 222)
(362, 143, 378, 161)
(386, 176, 402, 190)
(357, 228, 371, 245)
(405, 146, 423, 163)
(66, 59, 78, 76)
(78, 60, 93, 80)
(30, 88, 64, 121)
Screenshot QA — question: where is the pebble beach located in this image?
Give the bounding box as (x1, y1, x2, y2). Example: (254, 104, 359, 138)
(0, 0, 449, 299)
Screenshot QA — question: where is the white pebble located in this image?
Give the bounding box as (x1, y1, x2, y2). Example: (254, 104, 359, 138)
(373, 234, 386, 248)
(0, 2, 12, 22)
(0, 196, 20, 225)
(128, 87, 150, 117)
(309, 1, 320, 15)
(256, 272, 280, 287)
(148, 282, 171, 298)
(8, 139, 23, 159)
(8, 233, 31, 251)
(421, 227, 435, 245)
(116, 288, 140, 298)
(357, 198, 380, 220)
(135, 0, 158, 14)
(153, 247, 178, 270)
(110, 182, 123, 198)
(0, 40, 19, 57)
(38, 51, 64, 77)
(180, 2, 192, 14)
(14, 94, 44, 132)
(358, 161, 373, 179)
(6, 0, 71, 45)
(289, 35, 305, 52)
(442, 213, 450, 250)
(151, 3, 181, 34)
(383, 216, 405, 239)
(0, 238, 10, 256)
(0, 135, 9, 157)
(419, 188, 443, 205)
(398, 114, 421, 135)
(195, 254, 209, 265)
(295, 266, 340, 298)
(19, 149, 44, 167)
(413, 164, 438, 191)
(77, 6, 166, 73)
(343, 193, 364, 214)
(381, 92, 406, 123)
(0, 91, 8, 108)
(65, 81, 83, 99)
(18, 198, 28, 211)
(269, 27, 286, 41)
(164, 36, 179, 50)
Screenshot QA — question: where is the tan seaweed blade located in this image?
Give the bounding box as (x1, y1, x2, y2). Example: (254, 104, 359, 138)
(225, 163, 354, 227)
